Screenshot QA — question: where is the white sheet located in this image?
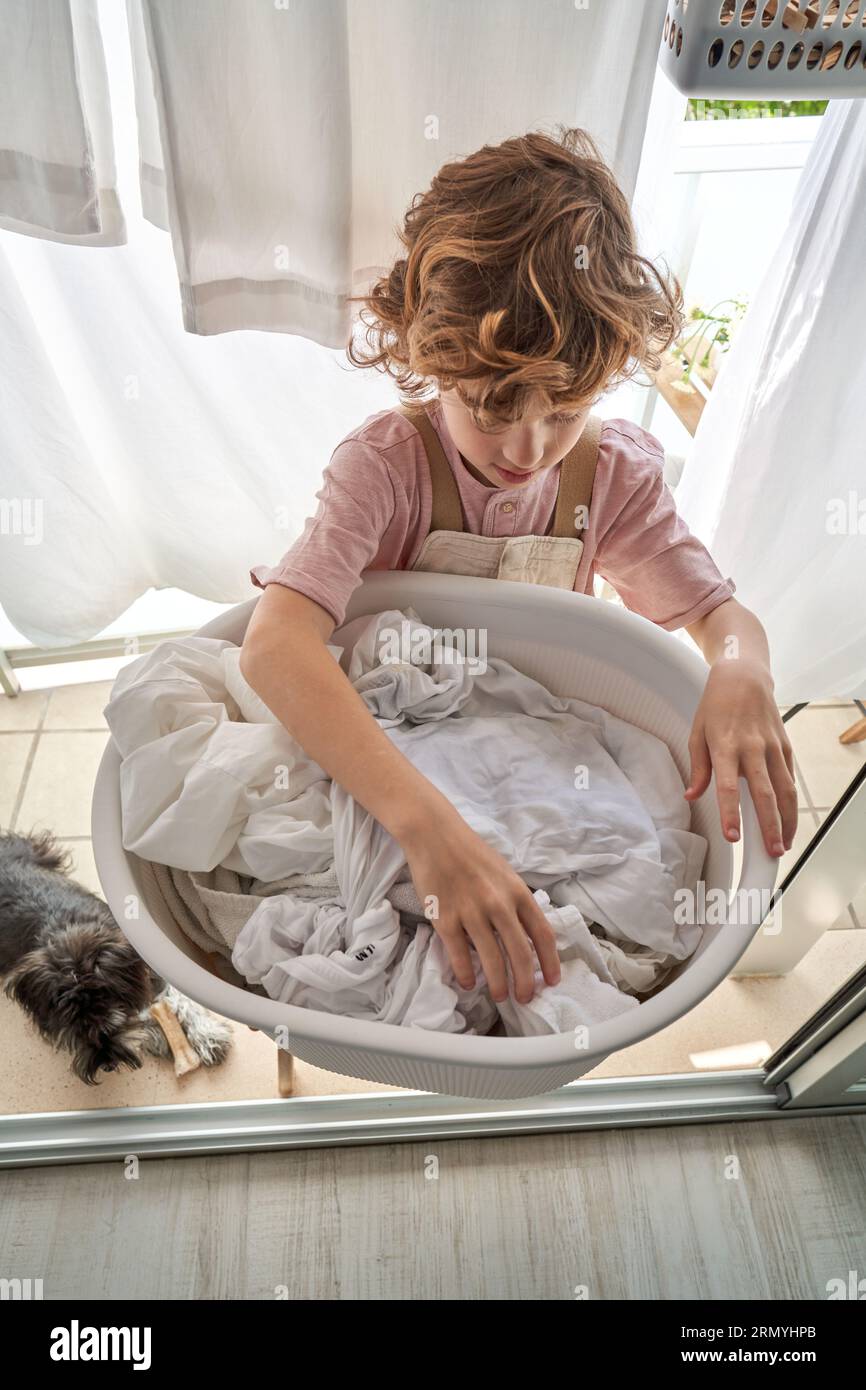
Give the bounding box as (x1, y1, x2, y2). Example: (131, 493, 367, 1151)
(0, 0, 124, 244)
(104, 607, 707, 1037)
(133, 0, 666, 339)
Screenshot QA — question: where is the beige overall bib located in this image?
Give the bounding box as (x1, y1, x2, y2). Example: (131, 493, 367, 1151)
(399, 404, 602, 589)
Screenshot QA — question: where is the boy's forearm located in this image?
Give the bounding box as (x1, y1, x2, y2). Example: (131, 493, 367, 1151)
(240, 620, 454, 847)
(687, 599, 773, 684)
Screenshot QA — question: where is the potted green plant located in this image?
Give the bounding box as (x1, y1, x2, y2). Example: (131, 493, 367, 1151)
(671, 297, 748, 391)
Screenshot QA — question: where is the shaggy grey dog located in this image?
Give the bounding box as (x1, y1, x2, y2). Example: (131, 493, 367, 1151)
(0, 831, 231, 1083)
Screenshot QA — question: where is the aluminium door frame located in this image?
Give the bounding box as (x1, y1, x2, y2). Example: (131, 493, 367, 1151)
(1, 1068, 864, 1169)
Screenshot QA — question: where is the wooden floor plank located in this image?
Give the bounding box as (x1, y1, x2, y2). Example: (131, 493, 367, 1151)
(1, 1117, 864, 1301)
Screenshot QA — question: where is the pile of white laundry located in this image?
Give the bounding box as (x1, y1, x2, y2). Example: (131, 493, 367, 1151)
(104, 607, 707, 1038)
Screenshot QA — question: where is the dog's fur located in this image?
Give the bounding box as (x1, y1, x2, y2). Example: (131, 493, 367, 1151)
(0, 831, 231, 1083)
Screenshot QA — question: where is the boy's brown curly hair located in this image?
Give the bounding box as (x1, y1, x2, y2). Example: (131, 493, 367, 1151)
(347, 126, 683, 429)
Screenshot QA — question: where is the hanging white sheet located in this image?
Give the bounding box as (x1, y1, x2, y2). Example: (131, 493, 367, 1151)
(132, 0, 667, 341)
(0, 0, 124, 244)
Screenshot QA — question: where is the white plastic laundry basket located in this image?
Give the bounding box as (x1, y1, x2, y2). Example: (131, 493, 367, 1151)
(659, 0, 866, 98)
(92, 571, 776, 1100)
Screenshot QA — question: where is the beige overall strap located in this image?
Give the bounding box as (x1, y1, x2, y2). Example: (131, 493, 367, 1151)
(399, 404, 465, 533)
(551, 414, 603, 538)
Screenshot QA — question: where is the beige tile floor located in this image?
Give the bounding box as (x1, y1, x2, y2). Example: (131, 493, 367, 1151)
(1, 681, 865, 1115)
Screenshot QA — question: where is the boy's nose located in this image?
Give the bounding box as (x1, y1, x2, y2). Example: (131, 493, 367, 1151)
(502, 426, 546, 471)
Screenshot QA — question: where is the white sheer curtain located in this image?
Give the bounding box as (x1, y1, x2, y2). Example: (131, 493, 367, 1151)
(674, 99, 866, 704)
(0, 230, 393, 646)
(0, 0, 667, 645)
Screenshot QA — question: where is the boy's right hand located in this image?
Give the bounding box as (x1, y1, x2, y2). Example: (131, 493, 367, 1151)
(401, 809, 562, 1006)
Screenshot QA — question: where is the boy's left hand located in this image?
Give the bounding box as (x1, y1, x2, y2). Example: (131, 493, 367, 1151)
(684, 657, 798, 858)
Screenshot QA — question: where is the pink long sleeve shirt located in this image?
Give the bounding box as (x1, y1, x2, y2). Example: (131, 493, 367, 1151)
(251, 399, 736, 631)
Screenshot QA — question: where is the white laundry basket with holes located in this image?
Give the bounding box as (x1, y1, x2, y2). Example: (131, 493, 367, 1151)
(659, 0, 866, 98)
(91, 571, 777, 1100)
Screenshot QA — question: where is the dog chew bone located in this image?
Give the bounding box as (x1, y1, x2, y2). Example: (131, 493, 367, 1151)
(150, 998, 201, 1076)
